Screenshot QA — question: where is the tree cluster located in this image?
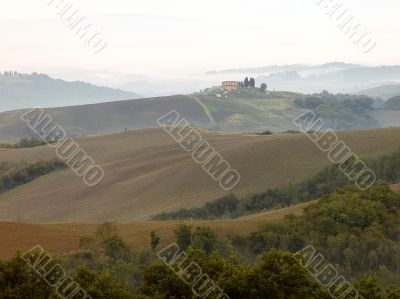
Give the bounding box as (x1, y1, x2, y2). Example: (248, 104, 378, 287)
(243, 76, 255, 88)
(293, 92, 378, 130)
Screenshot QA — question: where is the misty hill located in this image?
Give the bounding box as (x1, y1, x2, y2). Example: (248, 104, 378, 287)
(206, 63, 400, 94)
(207, 62, 361, 75)
(0, 71, 141, 112)
(358, 84, 400, 100)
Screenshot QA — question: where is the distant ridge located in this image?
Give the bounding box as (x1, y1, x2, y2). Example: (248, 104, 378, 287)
(0, 71, 141, 112)
(206, 63, 400, 94)
(206, 62, 361, 75)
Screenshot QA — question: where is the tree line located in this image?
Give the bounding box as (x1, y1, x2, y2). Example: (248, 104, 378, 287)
(0, 159, 66, 194)
(0, 137, 47, 149)
(240, 77, 267, 91)
(293, 91, 379, 130)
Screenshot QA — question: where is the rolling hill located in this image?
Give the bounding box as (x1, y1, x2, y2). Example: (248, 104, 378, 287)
(0, 95, 213, 141)
(1, 127, 400, 223)
(0, 91, 309, 141)
(2, 88, 394, 142)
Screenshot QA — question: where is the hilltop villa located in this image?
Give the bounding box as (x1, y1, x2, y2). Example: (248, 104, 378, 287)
(221, 81, 239, 91)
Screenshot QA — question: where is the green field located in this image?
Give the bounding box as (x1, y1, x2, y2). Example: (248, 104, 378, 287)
(199, 96, 305, 132)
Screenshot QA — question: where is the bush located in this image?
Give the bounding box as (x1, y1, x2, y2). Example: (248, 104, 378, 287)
(259, 130, 274, 135)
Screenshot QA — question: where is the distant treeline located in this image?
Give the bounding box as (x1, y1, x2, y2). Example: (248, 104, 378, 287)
(0, 159, 66, 194)
(154, 149, 400, 220)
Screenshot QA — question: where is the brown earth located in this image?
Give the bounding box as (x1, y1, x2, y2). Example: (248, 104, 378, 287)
(1, 127, 400, 222)
(0, 200, 310, 260)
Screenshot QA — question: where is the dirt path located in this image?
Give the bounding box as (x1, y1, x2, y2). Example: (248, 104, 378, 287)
(187, 94, 217, 126)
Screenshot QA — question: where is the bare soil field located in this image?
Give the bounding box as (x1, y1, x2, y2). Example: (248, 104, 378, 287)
(0, 127, 400, 222)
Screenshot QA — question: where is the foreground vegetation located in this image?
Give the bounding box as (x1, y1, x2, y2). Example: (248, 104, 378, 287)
(3, 183, 400, 298)
(233, 183, 400, 282)
(155, 148, 400, 220)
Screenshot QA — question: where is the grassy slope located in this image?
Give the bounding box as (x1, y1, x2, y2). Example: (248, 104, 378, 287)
(197, 90, 306, 132)
(1, 127, 400, 222)
(1, 89, 396, 140)
(0, 91, 307, 141)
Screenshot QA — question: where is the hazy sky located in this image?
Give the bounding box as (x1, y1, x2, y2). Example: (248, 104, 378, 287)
(1, 0, 399, 79)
